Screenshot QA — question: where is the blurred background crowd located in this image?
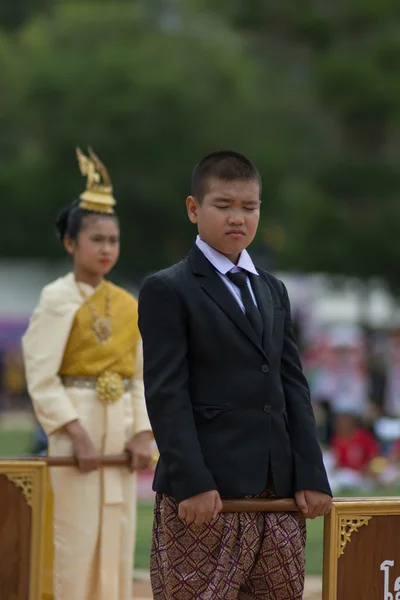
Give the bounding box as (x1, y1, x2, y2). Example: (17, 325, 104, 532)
(1, 0, 400, 499)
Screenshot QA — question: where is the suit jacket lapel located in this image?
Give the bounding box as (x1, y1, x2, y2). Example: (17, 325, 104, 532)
(189, 246, 267, 358)
(249, 272, 273, 356)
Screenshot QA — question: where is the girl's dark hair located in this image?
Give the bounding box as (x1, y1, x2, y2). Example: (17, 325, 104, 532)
(55, 200, 118, 242)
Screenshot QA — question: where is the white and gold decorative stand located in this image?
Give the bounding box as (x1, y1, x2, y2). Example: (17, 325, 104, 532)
(323, 498, 400, 599)
(0, 461, 47, 599)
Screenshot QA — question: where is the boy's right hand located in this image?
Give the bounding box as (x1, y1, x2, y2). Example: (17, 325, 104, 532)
(64, 420, 100, 473)
(178, 490, 223, 526)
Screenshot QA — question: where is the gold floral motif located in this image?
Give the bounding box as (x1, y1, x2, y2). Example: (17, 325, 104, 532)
(4, 473, 34, 507)
(339, 516, 371, 558)
(96, 370, 125, 404)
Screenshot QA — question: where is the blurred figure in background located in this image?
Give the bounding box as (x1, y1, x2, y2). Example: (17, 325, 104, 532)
(313, 398, 334, 448)
(385, 330, 400, 417)
(3, 346, 26, 408)
(31, 423, 48, 455)
(328, 329, 368, 417)
(0, 347, 4, 418)
(327, 411, 379, 494)
(22, 148, 153, 600)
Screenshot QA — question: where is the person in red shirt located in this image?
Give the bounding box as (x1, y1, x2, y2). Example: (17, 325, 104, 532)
(332, 413, 379, 472)
(328, 412, 380, 493)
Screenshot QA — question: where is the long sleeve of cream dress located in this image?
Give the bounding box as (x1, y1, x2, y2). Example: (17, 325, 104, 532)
(22, 274, 82, 434)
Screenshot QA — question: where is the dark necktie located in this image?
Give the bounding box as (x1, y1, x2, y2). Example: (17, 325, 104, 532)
(227, 271, 263, 341)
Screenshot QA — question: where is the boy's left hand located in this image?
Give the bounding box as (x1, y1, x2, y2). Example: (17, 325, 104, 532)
(295, 490, 332, 519)
(124, 431, 153, 472)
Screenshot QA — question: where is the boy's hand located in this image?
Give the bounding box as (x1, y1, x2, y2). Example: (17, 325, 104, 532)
(178, 490, 223, 526)
(295, 490, 332, 519)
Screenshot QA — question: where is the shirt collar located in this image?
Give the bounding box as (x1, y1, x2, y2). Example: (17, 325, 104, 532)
(195, 235, 259, 276)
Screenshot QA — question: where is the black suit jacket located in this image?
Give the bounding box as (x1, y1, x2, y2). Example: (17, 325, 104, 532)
(138, 245, 331, 503)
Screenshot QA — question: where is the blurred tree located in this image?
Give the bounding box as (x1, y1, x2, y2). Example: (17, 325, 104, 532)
(193, 0, 400, 291)
(0, 1, 257, 277)
(0, 0, 327, 280)
(1, 0, 400, 291)
(0, 0, 53, 32)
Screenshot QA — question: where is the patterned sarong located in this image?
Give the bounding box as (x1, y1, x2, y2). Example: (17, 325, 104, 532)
(150, 493, 306, 600)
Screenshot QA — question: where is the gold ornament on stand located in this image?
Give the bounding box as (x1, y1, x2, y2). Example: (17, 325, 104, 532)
(76, 146, 116, 214)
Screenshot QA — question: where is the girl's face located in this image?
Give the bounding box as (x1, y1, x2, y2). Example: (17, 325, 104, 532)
(64, 215, 120, 280)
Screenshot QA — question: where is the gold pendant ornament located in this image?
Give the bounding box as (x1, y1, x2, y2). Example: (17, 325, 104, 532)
(77, 281, 112, 344)
(92, 316, 112, 344)
(96, 371, 125, 405)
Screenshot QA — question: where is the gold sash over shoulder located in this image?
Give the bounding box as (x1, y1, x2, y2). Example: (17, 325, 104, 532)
(59, 281, 140, 381)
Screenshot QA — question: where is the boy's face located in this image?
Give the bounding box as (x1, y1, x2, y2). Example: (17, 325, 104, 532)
(186, 177, 261, 263)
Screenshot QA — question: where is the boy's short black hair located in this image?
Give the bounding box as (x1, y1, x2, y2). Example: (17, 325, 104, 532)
(191, 150, 261, 202)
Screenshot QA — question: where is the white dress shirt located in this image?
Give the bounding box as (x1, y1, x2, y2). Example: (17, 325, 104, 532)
(195, 235, 259, 311)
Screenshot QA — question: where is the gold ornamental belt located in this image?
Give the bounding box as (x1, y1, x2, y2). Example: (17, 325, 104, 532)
(61, 371, 132, 405)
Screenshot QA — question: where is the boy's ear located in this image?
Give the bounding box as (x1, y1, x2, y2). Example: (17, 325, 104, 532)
(186, 196, 199, 224)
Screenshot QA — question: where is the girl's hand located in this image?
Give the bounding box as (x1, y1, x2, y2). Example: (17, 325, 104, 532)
(124, 431, 153, 472)
(64, 420, 100, 473)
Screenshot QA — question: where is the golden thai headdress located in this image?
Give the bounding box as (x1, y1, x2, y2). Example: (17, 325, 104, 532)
(76, 146, 116, 214)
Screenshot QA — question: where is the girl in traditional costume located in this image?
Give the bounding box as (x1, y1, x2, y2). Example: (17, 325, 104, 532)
(22, 148, 153, 600)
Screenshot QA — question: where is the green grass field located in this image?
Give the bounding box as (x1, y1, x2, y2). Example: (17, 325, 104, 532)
(0, 428, 34, 456)
(135, 502, 154, 569)
(1, 427, 398, 574)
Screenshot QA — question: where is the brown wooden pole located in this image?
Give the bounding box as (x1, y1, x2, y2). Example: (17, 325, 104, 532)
(221, 498, 298, 512)
(0, 454, 131, 467)
(0, 455, 298, 512)
(46, 455, 131, 467)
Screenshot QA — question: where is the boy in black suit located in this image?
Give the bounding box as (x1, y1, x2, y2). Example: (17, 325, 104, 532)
(139, 151, 331, 599)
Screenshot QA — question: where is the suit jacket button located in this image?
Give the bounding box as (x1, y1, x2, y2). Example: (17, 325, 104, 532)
(263, 404, 271, 414)
(261, 364, 270, 373)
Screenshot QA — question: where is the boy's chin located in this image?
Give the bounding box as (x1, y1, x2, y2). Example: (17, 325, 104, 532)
(220, 240, 248, 255)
